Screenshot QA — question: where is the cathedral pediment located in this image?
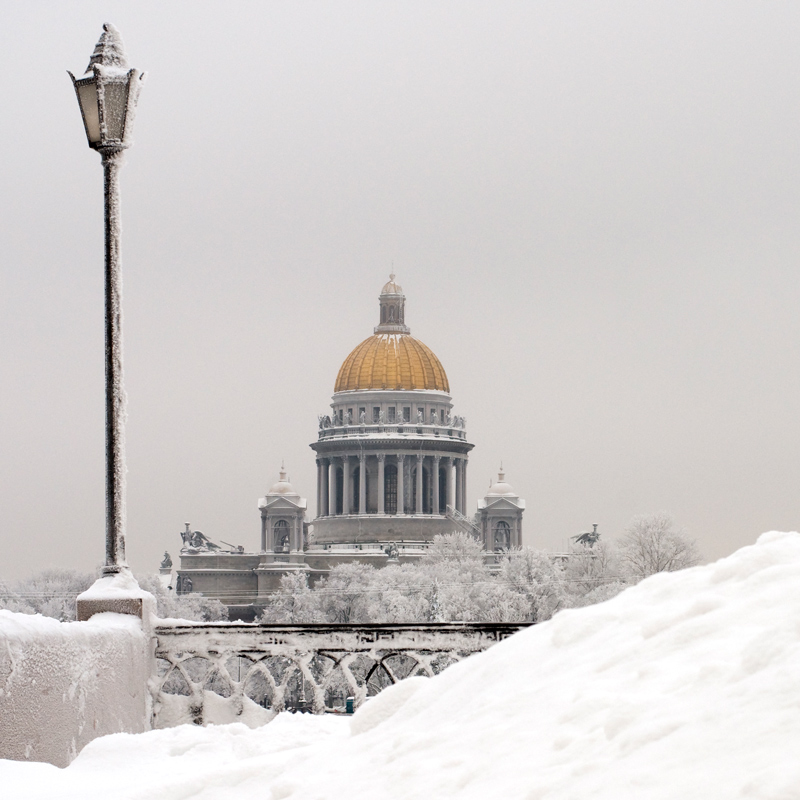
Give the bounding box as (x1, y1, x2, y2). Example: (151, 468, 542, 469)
(482, 496, 525, 511)
(261, 496, 307, 511)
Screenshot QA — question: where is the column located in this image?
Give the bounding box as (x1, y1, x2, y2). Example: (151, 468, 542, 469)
(316, 461, 321, 520)
(416, 454, 424, 514)
(397, 454, 405, 514)
(342, 456, 351, 515)
(359, 454, 366, 514)
(260, 513, 267, 553)
(461, 459, 468, 515)
(446, 457, 455, 512)
(432, 455, 441, 515)
(455, 459, 463, 513)
(328, 459, 336, 516)
(377, 454, 385, 515)
(320, 459, 329, 517)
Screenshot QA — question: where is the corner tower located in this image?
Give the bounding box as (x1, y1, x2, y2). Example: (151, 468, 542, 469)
(308, 275, 473, 555)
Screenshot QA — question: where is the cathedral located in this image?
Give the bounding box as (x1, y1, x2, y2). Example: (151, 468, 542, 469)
(173, 276, 525, 619)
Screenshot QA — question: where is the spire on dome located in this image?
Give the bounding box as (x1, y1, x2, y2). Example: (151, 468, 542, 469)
(268, 465, 297, 496)
(487, 465, 516, 497)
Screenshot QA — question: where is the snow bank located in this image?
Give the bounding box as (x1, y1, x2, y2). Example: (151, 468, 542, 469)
(4, 531, 800, 798)
(0, 611, 152, 768)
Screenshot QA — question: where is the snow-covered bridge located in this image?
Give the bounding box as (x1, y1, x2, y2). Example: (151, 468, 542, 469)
(153, 622, 530, 727)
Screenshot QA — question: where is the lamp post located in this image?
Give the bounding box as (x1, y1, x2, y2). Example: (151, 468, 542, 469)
(70, 24, 144, 575)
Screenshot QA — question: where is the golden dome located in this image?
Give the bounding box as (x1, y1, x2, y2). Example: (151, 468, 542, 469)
(335, 333, 450, 393)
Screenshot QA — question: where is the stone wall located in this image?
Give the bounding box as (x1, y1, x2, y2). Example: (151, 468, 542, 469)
(0, 610, 153, 767)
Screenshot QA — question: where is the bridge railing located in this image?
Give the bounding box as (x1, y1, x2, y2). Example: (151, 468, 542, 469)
(152, 622, 531, 728)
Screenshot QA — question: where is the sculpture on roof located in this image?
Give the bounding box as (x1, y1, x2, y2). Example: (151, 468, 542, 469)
(179, 522, 223, 553)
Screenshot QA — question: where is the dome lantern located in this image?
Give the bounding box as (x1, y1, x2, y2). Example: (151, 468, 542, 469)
(375, 273, 409, 335)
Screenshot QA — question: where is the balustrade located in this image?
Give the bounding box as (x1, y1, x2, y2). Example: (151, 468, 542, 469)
(152, 622, 529, 727)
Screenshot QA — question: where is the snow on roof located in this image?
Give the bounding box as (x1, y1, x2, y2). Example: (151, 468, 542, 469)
(3, 530, 800, 798)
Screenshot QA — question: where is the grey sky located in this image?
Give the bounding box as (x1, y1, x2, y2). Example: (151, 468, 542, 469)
(1, 1, 799, 581)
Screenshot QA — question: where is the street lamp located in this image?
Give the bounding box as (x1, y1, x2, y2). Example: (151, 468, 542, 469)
(69, 24, 144, 575)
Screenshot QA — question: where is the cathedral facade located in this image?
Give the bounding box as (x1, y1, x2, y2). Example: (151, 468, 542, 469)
(174, 276, 524, 619)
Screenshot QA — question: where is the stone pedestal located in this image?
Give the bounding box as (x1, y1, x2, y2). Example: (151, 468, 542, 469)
(76, 571, 156, 632)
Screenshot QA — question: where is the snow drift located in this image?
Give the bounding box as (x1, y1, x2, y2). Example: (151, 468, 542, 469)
(3, 531, 800, 799)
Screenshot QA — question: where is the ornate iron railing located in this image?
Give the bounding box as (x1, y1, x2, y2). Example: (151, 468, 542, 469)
(152, 622, 530, 728)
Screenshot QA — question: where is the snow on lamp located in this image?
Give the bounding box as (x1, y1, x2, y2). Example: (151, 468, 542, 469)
(69, 23, 143, 150)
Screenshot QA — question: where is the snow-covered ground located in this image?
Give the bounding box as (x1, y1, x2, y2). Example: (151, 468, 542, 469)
(3, 531, 800, 799)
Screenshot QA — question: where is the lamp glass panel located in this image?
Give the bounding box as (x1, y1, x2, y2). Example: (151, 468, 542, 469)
(101, 81, 130, 141)
(77, 82, 101, 143)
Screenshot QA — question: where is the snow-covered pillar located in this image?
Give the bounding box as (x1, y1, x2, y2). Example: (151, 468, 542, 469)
(359, 454, 367, 514)
(328, 459, 337, 516)
(342, 456, 351, 515)
(397, 454, 405, 514)
(416, 454, 424, 514)
(377, 454, 385, 514)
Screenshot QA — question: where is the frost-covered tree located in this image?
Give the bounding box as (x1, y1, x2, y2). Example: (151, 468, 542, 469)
(136, 574, 228, 621)
(423, 531, 485, 572)
(0, 579, 33, 615)
(408, 533, 530, 622)
(314, 562, 377, 623)
(497, 547, 566, 622)
(563, 539, 621, 599)
(417, 533, 494, 622)
(617, 512, 701, 579)
(363, 564, 430, 623)
(0, 568, 96, 621)
(259, 571, 321, 623)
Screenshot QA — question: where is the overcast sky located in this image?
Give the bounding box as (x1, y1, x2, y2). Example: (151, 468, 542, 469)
(1, 1, 799, 581)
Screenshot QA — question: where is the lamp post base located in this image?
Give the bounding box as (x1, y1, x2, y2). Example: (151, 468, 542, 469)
(76, 570, 156, 628)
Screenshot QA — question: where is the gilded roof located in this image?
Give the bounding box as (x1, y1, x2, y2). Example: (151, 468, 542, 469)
(335, 333, 450, 393)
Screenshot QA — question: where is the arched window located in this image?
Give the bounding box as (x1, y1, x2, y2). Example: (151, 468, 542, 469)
(385, 464, 398, 515)
(494, 520, 511, 551)
(273, 519, 290, 552)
